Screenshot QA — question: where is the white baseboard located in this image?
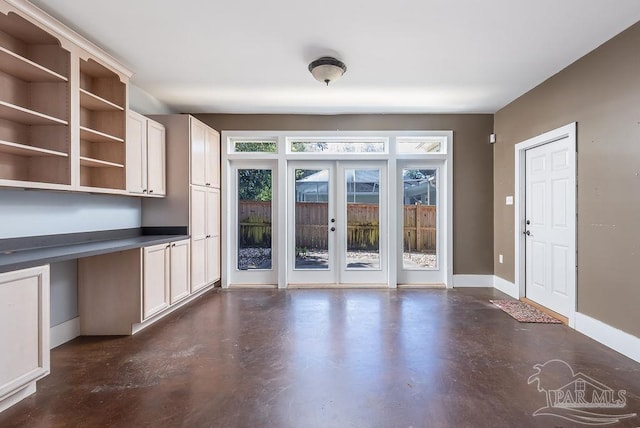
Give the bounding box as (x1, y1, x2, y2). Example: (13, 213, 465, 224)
(452, 274, 494, 287)
(50, 317, 80, 349)
(493, 276, 519, 299)
(574, 312, 640, 364)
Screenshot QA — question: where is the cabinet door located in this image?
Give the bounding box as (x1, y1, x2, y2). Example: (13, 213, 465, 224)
(0, 266, 50, 403)
(146, 120, 166, 196)
(126, 111, 147, 194)
(205, 128, 220, 188)
(205, 187, 221, 284)
(191, 186, 208, 291)
(190, 119, 207, 186)
(143, 244, 169, 320)
(191, 236, 207, 292)
(170, 239, 190, 304)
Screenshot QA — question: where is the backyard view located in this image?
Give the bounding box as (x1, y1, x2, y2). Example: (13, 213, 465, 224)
(236, 166, 437, 271)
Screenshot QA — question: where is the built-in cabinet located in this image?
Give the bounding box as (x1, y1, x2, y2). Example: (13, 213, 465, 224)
(143, 239, 190, 319)
(0, 265, 49, 413)
(78, 238, 191, 335)
(144, 115, 221, 288)
(126, 111, 166, 196)
(0, 1, 132, 193)
(191, 186, 220, 291)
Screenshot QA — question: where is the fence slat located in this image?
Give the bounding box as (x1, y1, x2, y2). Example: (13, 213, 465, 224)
(238, 201, 436, 252)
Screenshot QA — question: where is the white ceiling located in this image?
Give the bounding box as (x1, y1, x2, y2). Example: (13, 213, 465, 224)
(30, 0, 640, 114)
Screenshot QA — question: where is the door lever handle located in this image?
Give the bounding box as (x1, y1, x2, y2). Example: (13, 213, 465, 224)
(524, 230, 533, 236)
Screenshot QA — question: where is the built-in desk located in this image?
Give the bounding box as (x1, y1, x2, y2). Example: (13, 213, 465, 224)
(0, 228, 189, 273)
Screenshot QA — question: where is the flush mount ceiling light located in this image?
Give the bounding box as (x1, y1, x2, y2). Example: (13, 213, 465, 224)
(308, 56, 347, 86)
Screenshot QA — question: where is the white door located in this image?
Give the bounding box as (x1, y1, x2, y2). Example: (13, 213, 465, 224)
(397, 162, 445, 285)
(525, 138, 574, 316)
(287, 161, 387, 286)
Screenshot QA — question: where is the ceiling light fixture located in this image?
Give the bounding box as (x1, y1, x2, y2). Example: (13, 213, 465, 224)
(308, 56, 347, 86)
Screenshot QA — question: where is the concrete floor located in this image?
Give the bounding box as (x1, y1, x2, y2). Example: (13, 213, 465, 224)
(1, 288, 639, 427)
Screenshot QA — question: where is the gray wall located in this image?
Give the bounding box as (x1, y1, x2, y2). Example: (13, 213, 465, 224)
(197, 113, 495, 275)
(494, 22, 640, 336)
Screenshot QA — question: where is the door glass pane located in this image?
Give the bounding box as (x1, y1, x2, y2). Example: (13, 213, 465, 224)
(402, 169, 437, 269)
(237, 169, 272, 270)
(346, 169, 380, 269)
(295, 169, 329, 269)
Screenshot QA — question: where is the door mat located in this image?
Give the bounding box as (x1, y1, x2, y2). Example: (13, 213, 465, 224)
(490, 300, 563, 323)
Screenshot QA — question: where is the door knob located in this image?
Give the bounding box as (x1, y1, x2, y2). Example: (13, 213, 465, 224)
(330, 227, 336, 232)
(526, 220, 531, 225)
(331, 219, 335, 223)
(524, 230, 533, 236)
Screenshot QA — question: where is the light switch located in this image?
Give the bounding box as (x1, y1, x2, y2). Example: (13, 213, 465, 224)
(499, 254, 503, 264)
(505, 196, 513, 205)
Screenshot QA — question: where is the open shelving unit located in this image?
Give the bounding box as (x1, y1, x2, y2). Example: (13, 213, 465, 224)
(78, 58, 126, 190)
(0, 11, 70, 186)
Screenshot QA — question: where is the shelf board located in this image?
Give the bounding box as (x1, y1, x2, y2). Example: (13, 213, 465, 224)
(79, 88, 124, 111)
(0, 140, 68, 158)
(79, 126, 124, 144)
(79, 156, 124, 168)
(0, 46, 68, 82)
(0, 101, 68, 126)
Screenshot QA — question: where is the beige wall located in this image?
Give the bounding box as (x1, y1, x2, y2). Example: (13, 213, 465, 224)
(494, 23, 640, 336)
(196, 114, 494, 275)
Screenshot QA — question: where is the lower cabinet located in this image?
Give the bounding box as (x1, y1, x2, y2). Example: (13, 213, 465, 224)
(142, 240, 190, 320)
(0, 265, 50, 413)
(79, 239, 196, 335)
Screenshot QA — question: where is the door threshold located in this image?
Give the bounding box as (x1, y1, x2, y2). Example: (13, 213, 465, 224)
(288, 283, 389, 289)
(521, 297, 568, 324)
(397, 283, 446, 289)
(227, 283, 278, 289)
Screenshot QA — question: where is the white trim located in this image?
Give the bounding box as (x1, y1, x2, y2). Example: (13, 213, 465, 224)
(222, 130, 453, 289)
(0, 382, 36, 413)
(575, 312, 640, 364)
(493, 275, 519, 299)
(514, 122, 577, 327)
(50, 317, 80, 349)
(452, 274, 494, 287)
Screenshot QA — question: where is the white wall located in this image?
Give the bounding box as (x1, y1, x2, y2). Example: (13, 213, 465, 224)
(129, 83, 176, 115)
(0, 189, 141, 238)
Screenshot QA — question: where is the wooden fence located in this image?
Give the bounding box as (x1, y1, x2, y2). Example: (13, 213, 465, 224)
(238, 201, 436, 252)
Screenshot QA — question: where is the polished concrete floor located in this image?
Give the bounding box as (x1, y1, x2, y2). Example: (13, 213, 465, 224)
(1, 288, 639, 427)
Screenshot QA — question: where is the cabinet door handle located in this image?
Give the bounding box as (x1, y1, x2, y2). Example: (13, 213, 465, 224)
(142, 189, 147, 193)
(166, 244, 171, 248)
(206, 235, 211, 238)
(172, 243, 176, 247)
(205, 183, 211, 186)
(149, 189, 154, 194)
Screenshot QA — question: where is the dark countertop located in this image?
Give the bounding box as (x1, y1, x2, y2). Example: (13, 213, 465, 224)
(0, 228, 189, 273)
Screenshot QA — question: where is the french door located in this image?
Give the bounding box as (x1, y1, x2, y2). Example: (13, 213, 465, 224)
(287, 161, 388, 285)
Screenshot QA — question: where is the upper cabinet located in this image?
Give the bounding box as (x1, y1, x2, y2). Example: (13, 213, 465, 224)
(190, 119, 220, 188)
(0, 10, 71, 188)
(126, 110, 165, 197)
(0, 0, 133, 194)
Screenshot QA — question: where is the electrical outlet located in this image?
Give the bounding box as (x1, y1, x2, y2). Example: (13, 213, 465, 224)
(499, 254, 504, 264)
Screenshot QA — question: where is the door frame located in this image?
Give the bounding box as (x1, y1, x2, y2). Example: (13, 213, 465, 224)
(514, 122, 576, 327)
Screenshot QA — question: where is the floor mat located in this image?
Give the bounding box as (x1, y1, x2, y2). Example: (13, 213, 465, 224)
(490, 300, 563, 323)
